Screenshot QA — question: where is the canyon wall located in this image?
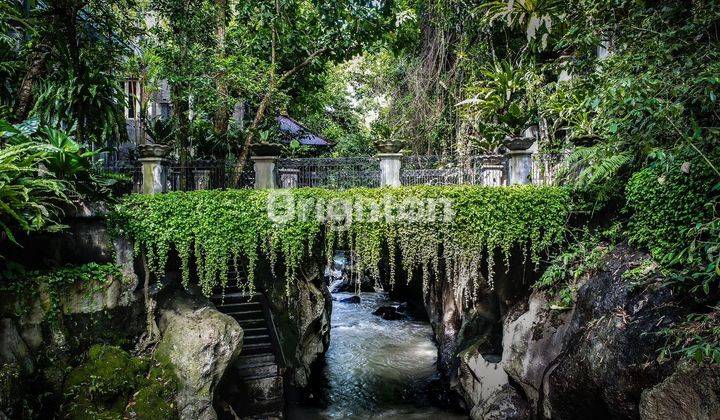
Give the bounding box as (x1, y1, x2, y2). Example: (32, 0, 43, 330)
(421, 243, 718, 419)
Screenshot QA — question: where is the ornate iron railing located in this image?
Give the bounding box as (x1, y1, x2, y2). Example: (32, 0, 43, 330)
(401, 155, 507, 186)
(277, 157, 381, 188)
(111, 152, 568, 193)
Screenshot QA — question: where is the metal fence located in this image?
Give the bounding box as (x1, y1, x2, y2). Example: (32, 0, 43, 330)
(277, 157, 381, 188)
(532, 153, 567, 186)
(106, 152, 566, 193)
(400, 155, 507, 187)
(105, 160, 255, 193)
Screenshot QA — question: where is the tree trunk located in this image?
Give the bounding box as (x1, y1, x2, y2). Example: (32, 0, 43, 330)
(14, 48, 47, 122)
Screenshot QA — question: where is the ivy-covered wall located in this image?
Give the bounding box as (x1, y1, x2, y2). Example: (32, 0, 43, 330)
(111, 186, 570, 298)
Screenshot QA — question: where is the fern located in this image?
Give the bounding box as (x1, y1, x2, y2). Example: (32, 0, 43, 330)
(559, 144, 632, 188)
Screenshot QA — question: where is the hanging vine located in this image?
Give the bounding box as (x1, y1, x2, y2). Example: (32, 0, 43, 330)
(110, 186, 569, 298)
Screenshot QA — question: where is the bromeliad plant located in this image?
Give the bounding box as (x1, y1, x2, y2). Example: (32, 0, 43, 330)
(111, 186, 570, 300)
(457, 60, 540, 149)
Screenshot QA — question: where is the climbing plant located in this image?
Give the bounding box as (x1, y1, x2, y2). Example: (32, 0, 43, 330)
(111, 186, 569, 299)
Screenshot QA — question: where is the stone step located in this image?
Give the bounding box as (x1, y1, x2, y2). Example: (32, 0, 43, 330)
(217, 302, 262, 311)
(242, 327, 270, 337)
(210, 292, 260, 302)
(224, 310, 265, 320)
(234, 362, 278, 380)
(234, 397, 284, 418)
(242, 342, 273, 355)
(244, 334, 271, 345)
(235, 318, 266, 329)
(236, 353, 276, 367)
(217, 302, 263, 313)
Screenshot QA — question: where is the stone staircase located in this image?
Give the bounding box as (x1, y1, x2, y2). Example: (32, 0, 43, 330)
(212, 286, 286, 419)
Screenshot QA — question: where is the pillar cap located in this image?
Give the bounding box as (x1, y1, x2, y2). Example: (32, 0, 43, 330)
(251, 155, 279, 162)
(506, 149, 534, 156)
(138, 157, 170, 163)
(376, 153, 403, 159)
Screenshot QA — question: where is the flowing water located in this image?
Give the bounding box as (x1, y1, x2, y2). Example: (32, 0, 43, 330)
(288, 291, 466, 419)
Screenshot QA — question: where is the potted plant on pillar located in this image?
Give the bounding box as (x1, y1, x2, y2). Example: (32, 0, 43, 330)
(249, 127, 285, 157)
(457, 60, 539, 152)
(371, 121, 405, 154)
(140, 117, 175, 158)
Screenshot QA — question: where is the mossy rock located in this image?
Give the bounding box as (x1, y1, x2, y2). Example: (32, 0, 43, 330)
(63, 345, 145, 419)
(129, 355, 179, 419)
(133, 382, 176, 419)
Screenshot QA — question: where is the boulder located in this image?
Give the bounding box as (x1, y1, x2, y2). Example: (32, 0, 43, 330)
(470, 384, 530, 420)
(330, 274, 375, 293)
(639, 362, 720, 420)
(156, 291, 243, 420)
(457, 345, 507, 412)
(372, 306, 404, 320)
(501, 291, 575, 414)
(288, 263, 332, 387)
(339, 295, 361, 304)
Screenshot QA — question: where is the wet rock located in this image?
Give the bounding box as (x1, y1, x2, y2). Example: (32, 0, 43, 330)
(157, 291, 243, 420)
(501, 291, 575, 414)
(339, 295, 361, 304)
(291, 264, 332, 387)
(470, 384, 530, 420)
(330, 274, 375, 293)
(639, 362, 720, 420)
(257, 255, 332, 390)
(457, 344, 506, 412)
(372, 306, 404, 320)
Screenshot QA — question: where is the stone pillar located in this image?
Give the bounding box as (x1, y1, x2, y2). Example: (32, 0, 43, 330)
(140, 157, 169, 194)
(252, 156, 278, 189)
(378, 153, 402, 187)
(507, 150, 533, 185)
(279, 168, 300, 189)
(193, 169, 211, 190)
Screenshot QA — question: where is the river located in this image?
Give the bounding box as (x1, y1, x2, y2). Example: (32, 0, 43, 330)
(288, 291, 466, 419)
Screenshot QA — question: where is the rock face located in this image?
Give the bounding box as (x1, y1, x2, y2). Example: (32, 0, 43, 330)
(501, 292, 574, 416)
(425, 243, 711, 420)
(156, 291, 244, 420)
(470, 384, 529, 420)
(0, 318, 34, 375)
(259, 254, 332, 389)
(544, 246, 680, 419)
(639, 362, 720, 420)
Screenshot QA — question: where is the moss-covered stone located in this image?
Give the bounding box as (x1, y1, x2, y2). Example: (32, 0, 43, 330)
(131, 354, 178, 419)
(134, 382, 176, 419)
(61, 344, 179, 419)
(62, 345, 144, 419)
